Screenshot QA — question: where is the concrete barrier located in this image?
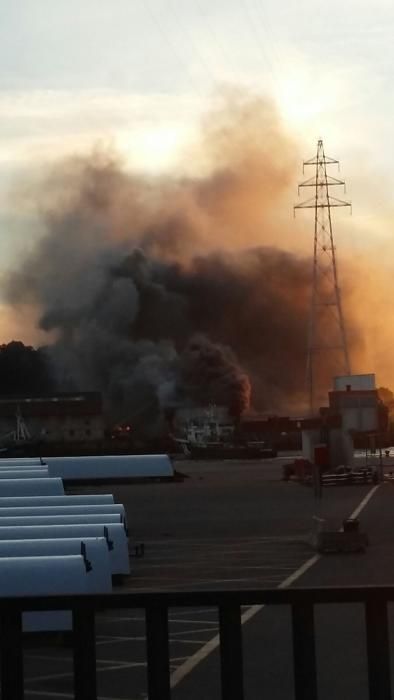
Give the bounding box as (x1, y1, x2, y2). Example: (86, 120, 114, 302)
(0, 523, 130, 574)
(0, 478, 64, 496)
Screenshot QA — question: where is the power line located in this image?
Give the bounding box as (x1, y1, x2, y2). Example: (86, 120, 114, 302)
(239, 0, 277, 81)
(248, 0, 284, 73)
(141, 0, 208, 102)
(165, 0, 219, 85)
(193, 0, 244, 82)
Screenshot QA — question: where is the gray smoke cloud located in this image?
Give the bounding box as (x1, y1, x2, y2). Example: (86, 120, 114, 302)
(3, 94, 361, 431)
(5, 237, 312, 430)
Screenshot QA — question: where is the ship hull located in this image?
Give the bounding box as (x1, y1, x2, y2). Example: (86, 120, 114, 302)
(188, 444, 277, 460)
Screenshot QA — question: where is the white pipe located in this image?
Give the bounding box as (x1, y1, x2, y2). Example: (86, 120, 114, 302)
(0, 469, 49, 479)
(0, 514, 124, 527)
(0, 523, 129, 574)
(0, 478, 64, 496)
(0, 538, 113, 582)
(0, 458, 43, 466)
(0, 504, 127, 527)
(0, 554, 111, 632)
(0, 465, 47, 470)
(45, 454, 173, 480)
(0, 505, 124, 517)
(0, 555, 88, 595)
(0, 494, 115, 507)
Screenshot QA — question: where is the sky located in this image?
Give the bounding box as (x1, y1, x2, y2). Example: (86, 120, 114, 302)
(1, 0, 394, 341)
(1, 5, 393, 187)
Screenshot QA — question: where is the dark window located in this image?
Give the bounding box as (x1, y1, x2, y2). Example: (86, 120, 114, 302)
(69, 429, 75, 436)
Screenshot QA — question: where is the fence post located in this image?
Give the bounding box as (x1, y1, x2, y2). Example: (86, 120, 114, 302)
(0, 608, 24, 700)
(292, 602, 318, 700)
(365, 598, 391, 699)
(219, 604, 244, 700)
(146, 604, 171, 700)
(73, 605, 97, 700)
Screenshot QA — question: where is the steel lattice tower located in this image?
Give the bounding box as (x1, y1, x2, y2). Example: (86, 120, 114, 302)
(295, 139, 351, 414)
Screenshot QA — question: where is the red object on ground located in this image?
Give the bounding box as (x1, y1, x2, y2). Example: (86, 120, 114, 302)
(314, 444, 329, 469)
(293, 458, 312, 480)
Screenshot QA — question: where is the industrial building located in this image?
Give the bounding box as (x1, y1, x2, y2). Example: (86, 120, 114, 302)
(302, 374, 388, 467)
(0, 392, 104, 445)
(239, 374, 388, 467)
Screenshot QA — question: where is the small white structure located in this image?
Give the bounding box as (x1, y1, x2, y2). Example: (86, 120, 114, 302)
(301, 430, 321, 463)
(0, 523, 130, 575)
(0, 478, 64, 496)
(330, 373, 381, 466)
(45, 454, 173, 480)
(333, 374, 376, 391)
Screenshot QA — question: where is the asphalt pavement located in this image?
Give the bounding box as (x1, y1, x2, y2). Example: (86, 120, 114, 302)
(19, 457, 394, 699)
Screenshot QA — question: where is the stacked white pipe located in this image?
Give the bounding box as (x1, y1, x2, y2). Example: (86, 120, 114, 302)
(0, 459, 131, 632)
(45, 454, 173, 480)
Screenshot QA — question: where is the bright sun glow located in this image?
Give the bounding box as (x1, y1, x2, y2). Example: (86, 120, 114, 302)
(273, 57, 346, 142)
(118, 124, 192, 174)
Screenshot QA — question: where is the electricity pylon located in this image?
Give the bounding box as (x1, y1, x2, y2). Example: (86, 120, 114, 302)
(295, 139, 351, 415)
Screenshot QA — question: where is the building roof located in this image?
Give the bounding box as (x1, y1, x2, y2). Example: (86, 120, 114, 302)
(241, 414, 342, 432)
(0, 392, 102, 418)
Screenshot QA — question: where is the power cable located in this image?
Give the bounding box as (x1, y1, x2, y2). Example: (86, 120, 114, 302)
(248, 0, 284, 74)
(239, 0, 277, 81)
(142, 0, 208, 102)
(165, 0, 219, 86)
(193, 0, 244, 83)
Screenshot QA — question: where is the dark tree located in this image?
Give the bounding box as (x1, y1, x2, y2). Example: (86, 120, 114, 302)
(378, 386, 394, 406)
(0, 341, 55, 395)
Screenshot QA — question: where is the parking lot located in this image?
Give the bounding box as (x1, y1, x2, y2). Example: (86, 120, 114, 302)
(18, 457, 379, 699)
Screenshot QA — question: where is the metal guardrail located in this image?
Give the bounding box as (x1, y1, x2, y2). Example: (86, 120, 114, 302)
(1, 586, 393, 700)
(321, 470, 376, 486)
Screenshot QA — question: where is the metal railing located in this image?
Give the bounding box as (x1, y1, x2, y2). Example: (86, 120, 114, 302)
(1, 585, 393, 700)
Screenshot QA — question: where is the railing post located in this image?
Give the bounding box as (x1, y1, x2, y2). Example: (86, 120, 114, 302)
(146, 604, 170, 700)
(291, 602, 318, 700)
(365, 599, 391, 700)
(219, 603, 244, 700)
(0, 608, 24, 700)
(73, 605, 97, 700)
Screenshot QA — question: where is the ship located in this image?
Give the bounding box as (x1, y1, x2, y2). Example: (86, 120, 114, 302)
(175, 407, 277, 460)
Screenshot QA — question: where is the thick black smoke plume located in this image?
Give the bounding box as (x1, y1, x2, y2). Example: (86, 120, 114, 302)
(4, 94, 360, 430)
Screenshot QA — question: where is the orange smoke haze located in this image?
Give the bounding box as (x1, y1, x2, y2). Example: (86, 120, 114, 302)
(2, 90, 394, 417)
(342, 254, 394, 389)
(14, 91, 304, 259)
